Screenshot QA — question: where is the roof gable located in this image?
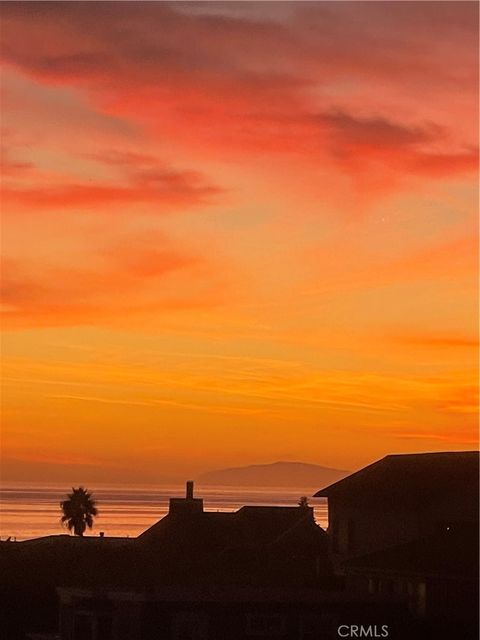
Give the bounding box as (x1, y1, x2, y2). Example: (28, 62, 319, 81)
(314, 451, 479, 503)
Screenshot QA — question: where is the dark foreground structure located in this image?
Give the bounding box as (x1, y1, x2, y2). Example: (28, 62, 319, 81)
(57, 586, 406, 640)
(316, 451, 479, 640)
(314, 451, 479, 565)
(1, 452, 478, 640)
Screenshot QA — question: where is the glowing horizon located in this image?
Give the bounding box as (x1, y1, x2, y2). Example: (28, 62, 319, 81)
(1, 1, 478, 483)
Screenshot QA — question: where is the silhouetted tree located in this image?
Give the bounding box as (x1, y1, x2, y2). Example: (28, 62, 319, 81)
(60, 487, 98, 536)
(298, 496, 309, 508)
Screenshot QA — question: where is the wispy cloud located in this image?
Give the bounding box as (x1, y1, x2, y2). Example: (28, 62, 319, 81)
(2, 151, 222, 211)
(0, 233, 222, 328)
(390, 431, 478, 445)
(1, 1, 477, 476)
(1, 1, 477, 191)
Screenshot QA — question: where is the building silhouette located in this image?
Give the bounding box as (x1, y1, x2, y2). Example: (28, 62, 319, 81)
(314, 451, 479, 566)
(1, 452, 478, 640)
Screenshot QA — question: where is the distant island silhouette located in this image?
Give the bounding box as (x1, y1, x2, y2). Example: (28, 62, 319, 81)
(197, 461, 349, 487)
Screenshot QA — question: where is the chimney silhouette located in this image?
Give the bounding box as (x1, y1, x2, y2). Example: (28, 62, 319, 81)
(169, 481, 203, 516)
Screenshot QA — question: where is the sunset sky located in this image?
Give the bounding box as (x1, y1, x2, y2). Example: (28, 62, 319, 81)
(1, 1, 478, 483)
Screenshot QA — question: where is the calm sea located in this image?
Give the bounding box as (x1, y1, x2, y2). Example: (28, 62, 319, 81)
(0, 483, 328, 541)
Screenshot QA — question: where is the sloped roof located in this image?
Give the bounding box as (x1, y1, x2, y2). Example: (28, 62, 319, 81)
(17, 535, 132, 547)
(314, 451, 479, 504)
(116, 506, 330, 587)
(138, 505, 321, 551)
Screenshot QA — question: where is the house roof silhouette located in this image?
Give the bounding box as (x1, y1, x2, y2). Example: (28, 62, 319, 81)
(139, 503, 318, 547)
(314, 451, 479, 505)
(134, 496, 332, 586)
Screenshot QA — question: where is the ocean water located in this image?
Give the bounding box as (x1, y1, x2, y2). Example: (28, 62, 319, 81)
(0, 483, 328, 541)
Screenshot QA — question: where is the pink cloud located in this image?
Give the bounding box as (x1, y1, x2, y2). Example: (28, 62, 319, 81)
(1, 146, 223, 212)
(1, 1, 476, 194)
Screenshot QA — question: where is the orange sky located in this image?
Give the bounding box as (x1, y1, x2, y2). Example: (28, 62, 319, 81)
(1, 1, 478, 483)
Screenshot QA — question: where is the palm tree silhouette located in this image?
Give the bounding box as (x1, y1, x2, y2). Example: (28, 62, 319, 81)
(60, 487, 98, 536)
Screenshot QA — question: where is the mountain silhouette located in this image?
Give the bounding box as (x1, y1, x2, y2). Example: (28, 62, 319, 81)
(197, 461, 348, 488)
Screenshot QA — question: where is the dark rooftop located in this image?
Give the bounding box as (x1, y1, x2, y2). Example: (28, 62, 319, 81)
(14, 534, 132, 547)
(314, 451, 479, 504)
(138, 503, 318, 548)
